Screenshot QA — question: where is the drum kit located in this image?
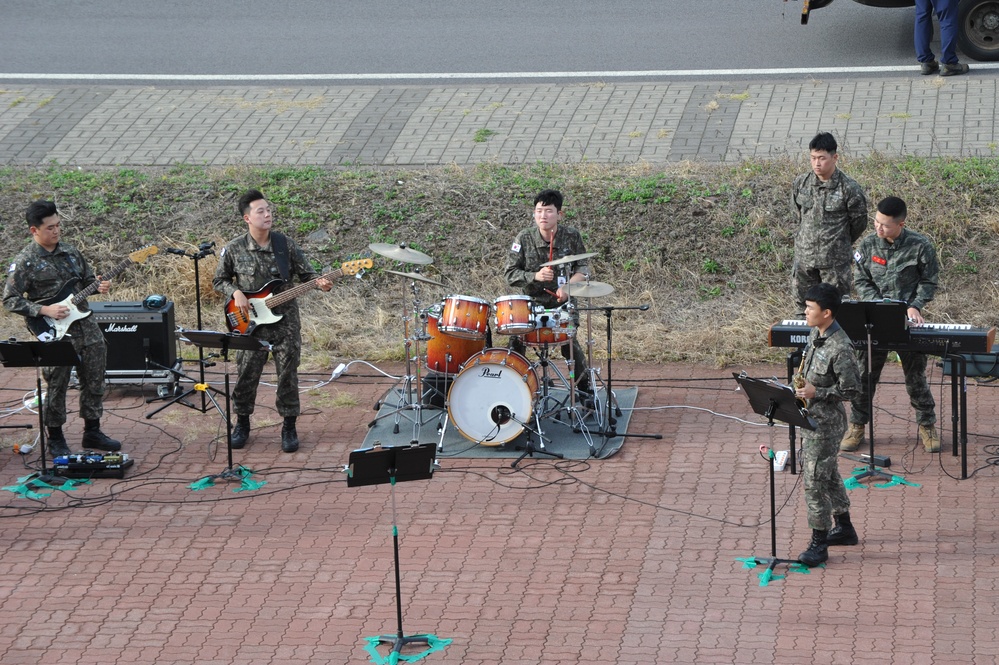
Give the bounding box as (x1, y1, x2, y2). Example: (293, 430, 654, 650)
(368, 242, 617, 457)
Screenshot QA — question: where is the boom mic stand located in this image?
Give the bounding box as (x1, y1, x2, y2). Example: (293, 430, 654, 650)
(575, 303, 663, 446)
(146, 241, 216, 418)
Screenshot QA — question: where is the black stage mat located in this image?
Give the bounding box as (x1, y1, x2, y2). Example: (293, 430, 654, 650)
(363, 383, 637, 460)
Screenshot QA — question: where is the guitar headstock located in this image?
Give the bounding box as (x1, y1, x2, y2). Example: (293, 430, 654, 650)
(128, 245, 159, 264)
(341, 258, 374, 275)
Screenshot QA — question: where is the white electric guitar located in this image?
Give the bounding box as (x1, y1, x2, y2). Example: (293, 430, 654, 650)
(26, 246, 159, 341)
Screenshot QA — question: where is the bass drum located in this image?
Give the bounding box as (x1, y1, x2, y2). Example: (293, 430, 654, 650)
(448, 348, 539, 446)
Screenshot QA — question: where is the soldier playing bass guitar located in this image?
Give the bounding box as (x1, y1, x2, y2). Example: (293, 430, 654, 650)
(212, 189, 339, 454)
(3, 200, 124, 458)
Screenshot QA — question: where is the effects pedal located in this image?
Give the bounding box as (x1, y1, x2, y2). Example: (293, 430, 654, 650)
(773, 450, 790, 472)
(52, 452, 134, 479)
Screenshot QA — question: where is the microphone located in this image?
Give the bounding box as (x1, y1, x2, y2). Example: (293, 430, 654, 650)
(490, 405, 512, 426)
(166, 248, 187, 256)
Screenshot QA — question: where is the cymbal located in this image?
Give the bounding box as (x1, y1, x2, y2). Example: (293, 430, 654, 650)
(368, 242, 433, 265)
(567, 281, 615, 298)
(385, 269, 442, 286)
(539, 251, 598, 268)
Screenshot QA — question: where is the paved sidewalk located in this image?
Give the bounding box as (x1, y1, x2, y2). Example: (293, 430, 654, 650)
(1, 77, 998, 167)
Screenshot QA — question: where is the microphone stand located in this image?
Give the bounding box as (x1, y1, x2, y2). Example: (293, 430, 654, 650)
(575, 303, 662, 443)
(146, 241, 216, 418)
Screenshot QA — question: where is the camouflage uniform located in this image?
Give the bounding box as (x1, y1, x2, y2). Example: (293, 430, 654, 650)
(791, 169, 869, 313)
(800, 322, 863, 531)
(503, 224, 590, 386)
(3, 241, 107, 427)
(849, 228, 939, 426)
(212, 232, 319, 418)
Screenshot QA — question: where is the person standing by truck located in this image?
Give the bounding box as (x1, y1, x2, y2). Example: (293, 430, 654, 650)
(915, 0, 970, 76)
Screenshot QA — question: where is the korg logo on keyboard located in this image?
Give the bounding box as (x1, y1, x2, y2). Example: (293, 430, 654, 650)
(791, 334, 809, 345)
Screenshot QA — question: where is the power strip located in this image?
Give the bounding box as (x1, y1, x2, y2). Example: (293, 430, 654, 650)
(773, 450, 789, 472)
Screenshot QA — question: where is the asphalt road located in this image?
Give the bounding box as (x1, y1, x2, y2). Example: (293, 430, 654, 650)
(0, 0, 918, 81)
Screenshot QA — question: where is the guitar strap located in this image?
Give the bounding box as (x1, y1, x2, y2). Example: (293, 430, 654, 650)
(270, 232, 292, 283)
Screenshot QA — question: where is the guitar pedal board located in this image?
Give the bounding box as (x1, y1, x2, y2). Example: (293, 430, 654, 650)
(52, 452, 134, 479)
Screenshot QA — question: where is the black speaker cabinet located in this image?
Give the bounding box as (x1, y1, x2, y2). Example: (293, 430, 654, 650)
(89, 301, 177, 375)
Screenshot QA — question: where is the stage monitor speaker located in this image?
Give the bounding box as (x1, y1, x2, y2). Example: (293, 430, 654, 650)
(89, 301, 177, 373)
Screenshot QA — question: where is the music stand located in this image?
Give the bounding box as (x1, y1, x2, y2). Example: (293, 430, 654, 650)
(734, 372, 816, 584)
(178, 330, 271, 486)
(345, 443, 440, 661)
(837, 300, 909, 484)
(0, 340, 80, 484)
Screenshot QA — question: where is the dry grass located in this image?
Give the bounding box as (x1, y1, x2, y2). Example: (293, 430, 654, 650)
(2, 158, 998, 368)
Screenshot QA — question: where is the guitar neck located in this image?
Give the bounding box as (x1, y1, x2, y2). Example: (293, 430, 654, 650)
(70, 257, 135, 306)
(265, 268, 346, 308)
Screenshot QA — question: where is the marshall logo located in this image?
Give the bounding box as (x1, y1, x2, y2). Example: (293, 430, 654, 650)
(104, 323, 139, 333)
(479, 367, 503, 379)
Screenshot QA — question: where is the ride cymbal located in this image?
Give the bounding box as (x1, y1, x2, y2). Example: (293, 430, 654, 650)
(539, 251, 598, 268)
(368, 242, 433, 265)
(567, 281, 615, 298)
(385, 269, 442, 286)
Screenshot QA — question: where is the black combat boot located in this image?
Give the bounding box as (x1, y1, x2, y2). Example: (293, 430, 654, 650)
(798, 529, 829, 568)
(47, 426, 71, 458)
(82, 419, 121, 452)
(231, 415, 250, 449)
(826, 512, 859, 546)
(281, 416, 299, 453)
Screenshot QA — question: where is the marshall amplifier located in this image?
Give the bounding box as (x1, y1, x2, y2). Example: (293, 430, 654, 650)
(89, 301, 178, 382)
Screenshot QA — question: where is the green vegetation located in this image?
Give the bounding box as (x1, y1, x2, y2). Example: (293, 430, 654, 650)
(1, 157, 997, 366)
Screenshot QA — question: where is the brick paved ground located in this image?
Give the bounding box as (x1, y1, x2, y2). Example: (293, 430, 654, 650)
(1, 358, 996, 664)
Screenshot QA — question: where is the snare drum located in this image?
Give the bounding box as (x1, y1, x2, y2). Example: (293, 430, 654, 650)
(438, 295, 490, 339)
(493, 295, 536, 335)
(424, 308, 485, 375)
(448, 348, 539, 445)
(522, 308, 571, 347)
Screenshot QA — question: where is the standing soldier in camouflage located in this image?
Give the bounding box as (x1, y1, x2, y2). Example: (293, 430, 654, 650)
(791, 132, 869, 315)
(793, 282, 864, 567)
(504, 189, 592, 395)
(212, 189, 332, 453)
(841, 196, 941, 453)
(3, 200, 122, 458)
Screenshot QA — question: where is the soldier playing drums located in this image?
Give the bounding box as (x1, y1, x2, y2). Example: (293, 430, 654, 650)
(503, 189, 592, 396)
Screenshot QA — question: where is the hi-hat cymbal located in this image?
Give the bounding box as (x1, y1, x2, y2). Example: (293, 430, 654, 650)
(567, 281, 615, 298)
(539, 251, 598, 268)
(368, 242, 433, 265)
(385, 269, 442, 286)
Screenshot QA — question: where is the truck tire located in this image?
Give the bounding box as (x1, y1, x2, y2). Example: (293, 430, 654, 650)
(959, 0, 999, 61)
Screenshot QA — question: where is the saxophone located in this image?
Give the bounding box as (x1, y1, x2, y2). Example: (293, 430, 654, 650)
(792, 347, 809, 412)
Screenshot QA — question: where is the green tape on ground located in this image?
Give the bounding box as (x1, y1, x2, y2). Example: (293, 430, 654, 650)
(364, 634, 452, 664)
(875, 475, 920, 489)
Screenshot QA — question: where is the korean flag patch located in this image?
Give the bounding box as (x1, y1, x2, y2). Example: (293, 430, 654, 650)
(510, 241, 521, 253)
(853, 250, 863, 264)
(7, 262, 15, 274)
